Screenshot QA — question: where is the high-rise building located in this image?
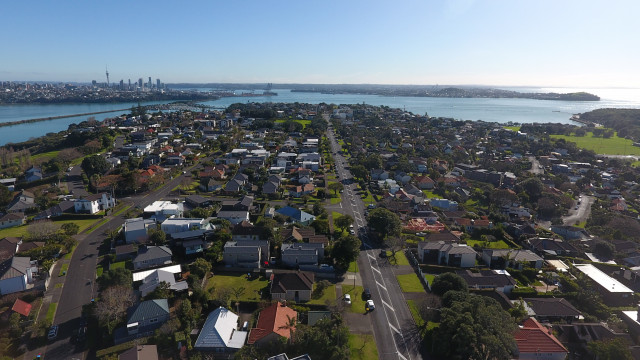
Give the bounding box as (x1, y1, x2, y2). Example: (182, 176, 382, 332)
(138, 78, 143, 89)
(92, 80, 97, 87)
(148, 77, 152, 89)
(119, 79, 124, 90)
(128, 79, 131, 91)
(156, 79, 161, 89)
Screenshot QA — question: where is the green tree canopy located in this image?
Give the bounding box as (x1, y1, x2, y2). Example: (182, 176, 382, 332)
(431, 272, 469, 297)
(81, 154, 109, 177)
(190, 258, 212, 278)
(367, 208, 401, 239)
(587, 338, 633, 360)
(328, 182, 344, 195)
(98, 267, 132, 289)
(334, 214, 354, 233)
(331, 234, 361, 269)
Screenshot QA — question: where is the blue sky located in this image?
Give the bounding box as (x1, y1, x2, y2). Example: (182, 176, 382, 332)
(1, 0, 638, 87)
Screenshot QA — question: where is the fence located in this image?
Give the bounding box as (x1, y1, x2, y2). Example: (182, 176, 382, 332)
(405, 249, 431, 292)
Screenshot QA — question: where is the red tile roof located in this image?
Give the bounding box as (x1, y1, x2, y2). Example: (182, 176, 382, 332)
(515, 318, 568, 354)
(247, 302, 297, 344)
(12, 298, 32, 316)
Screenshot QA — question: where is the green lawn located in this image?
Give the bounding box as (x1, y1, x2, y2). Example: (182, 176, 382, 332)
(550, 131, 640, 155)
(113, 204, 132, 217)
(0, 218, 100, 239)
(348, 261, 359, 273)
(407, 300, 439, 336)
(206, 273, 268, 302)
(96, 265, 103, 278)
(503, 126, 521, 132)
(424, 274, 435, 286)
(349, 333, 378, 360)
(308, 284, 337, 305)
(396, 273, 425, 293)
(466, 239, 512, 249)
(275, 119, 312, 129)
(422, 190, 440, 199)
(85, 218, 109, 234)
(386, 251, 410, 265)
(59, 263, 68, 276)
(330, 194, 342, 204)
(110, 261, 126, 270)
(45, 303, 57, 324)
(31, 150, 61, 161)
(342, 285, 366, 314)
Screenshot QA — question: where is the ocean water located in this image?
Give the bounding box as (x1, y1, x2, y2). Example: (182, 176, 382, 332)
(0, 88, 638, 146)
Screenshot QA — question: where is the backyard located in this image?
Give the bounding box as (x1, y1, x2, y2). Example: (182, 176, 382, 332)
(206, 273, 268, 302)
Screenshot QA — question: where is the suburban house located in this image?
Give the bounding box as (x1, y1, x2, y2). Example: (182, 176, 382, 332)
(574, 264, 634, 306)
(216, 210, 250, 225)
(526, 237, 579, 257)
(0, 213, 26, 229)
(118, 299, 170, 343)
(429, 198, 459, 211)
(247, 302, 297, 346)
(118, 345, 159, 360)
(281, 243, 324, 267)
(133, 246, 173, 270)
(194, 307, 248, 353)
(456, 269, 516, 294)
(123, 218, 156, 244)
(481, 249, 544, 270)
(514, 318, 568, 360)
(7, 190, 36, 213)
(231, 221, 264, 241)
(74, 193, 116, 214)
(143, 201, 183, 221)
(417, 241, 477, 268)
(270, 272, 314, 302)
(138, 268, 188, 297)
(160, 218, 210, 235)
(0, 257, 36, 295)
(275, 206, 316, 226)
(223, 241, 262, 268)
(185, 195, 213, 209)
(0, 237, 21, 261)
(514, 298, 582, 324)
(25, 166, 43, 182)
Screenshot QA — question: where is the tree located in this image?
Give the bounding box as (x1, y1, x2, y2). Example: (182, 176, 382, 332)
(61, 222, 80, 236)
(588, 338, 633, 360)
(334, 214, 354, 233)
(148, 227, 167, 245)
(190, 258, 212, 278)
(27, 220, 60, 242)
(519, 177, 543, 202)
(594, 241, 614, 261)
(331, 234, 361, 269)
(81, 155, 109, 177)
(94, 285, 136, 334)
(367, 208, 401, 239)
(350, 164, 368, 180)
(433, 294, 517, 360)
(328, 182, 344, 196)
(431, 273, 468, 297)
(0, 184, 12, 208)
(310, 219, 330, 235)
(99, 267, 132, 288)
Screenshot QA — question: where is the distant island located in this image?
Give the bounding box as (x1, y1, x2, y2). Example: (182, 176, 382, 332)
(291, 86, 600, 101)
(167, 83, 600, 101)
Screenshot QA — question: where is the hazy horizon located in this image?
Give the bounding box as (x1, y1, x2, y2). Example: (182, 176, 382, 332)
(3, 1, 638, 88)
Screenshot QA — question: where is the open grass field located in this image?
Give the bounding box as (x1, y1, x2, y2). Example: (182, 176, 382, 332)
(385, 251, 410, 266)
(503, 126, 521, 132)
(206, 273, 268, 302)
(31, 150, 61, 161)
(308, 284, 337, 305)
(0, 218, 100, 239)
(275, 119, 312, 129)
(342, 285, 366, 314)
(349, 333, 378, 360)
(466, 239, 512, 249)
(396, 273, 425, 293)
(550, 131, 640, 155)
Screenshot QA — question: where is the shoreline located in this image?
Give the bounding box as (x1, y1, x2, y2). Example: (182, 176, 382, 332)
(0, 109, 130, 128)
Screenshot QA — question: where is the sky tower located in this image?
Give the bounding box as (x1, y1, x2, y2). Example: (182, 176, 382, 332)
(105, 66, 110, 87)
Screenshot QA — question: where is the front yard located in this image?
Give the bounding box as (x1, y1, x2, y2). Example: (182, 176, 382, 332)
(396, 273, 425, 293)
(206, 273, 269, 302)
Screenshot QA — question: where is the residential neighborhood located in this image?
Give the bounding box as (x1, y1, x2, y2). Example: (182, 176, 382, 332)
(1, 101, 640, 359)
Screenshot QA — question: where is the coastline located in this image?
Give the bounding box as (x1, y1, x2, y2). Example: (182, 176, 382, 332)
(0, 108, 130, 128)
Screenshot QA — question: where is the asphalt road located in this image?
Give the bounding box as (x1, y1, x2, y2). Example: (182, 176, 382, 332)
(327, 124, 422, 360)
(39, 165, 198, 360)
(563, 193, 594, 226)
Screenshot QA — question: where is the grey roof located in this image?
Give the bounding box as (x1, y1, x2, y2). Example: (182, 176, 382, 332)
(127, 299, 169, 324)
(134, 246, 172, 263)
(484, 249, 543, 262)
(0, 256, 30, 280)
(118, 345, 159, 360)
(456, 269, 517, 288)
(195, 307, 247, 350)
(224, 242, 260, 254)
(217, 210, 249, 218)
(522, 298, 582, 318)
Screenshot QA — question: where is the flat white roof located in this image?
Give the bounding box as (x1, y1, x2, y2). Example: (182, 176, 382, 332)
(144, 201, 179, 213)
(133, 264, 182, 282)
(574, 263, 633, 293)
(546, 259, 569, 272)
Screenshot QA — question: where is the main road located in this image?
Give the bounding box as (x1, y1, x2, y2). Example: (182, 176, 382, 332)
(37, 163, 200, 360)
(327, 123, 422, 360)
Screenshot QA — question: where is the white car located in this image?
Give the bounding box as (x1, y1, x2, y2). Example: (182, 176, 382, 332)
(344, 294, 351, 305)
(366, 300, 375, 311)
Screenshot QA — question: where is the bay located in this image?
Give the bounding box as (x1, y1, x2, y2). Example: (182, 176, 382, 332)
(0, 87, 639, 146)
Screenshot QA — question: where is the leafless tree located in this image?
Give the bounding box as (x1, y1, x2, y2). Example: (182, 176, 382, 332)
(94, 285, 136, 334)
(27, 220, 60, 242)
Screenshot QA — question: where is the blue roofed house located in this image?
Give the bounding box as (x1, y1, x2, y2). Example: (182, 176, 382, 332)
(275, 206, 316, 226)
(115, 299, 170, 344)
(194, 307, 248, 353)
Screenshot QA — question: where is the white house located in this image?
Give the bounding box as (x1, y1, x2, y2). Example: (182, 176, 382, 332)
(143, 201, 183, 221)
(0, 213, 26, 229)
(160, 218, 210, 235)
(74, 193, 116, 214)
(124, 218, 156, 244)
(0, 257, 36, 295)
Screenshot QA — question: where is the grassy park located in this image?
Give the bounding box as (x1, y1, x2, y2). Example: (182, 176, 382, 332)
(550, 131, 640, 155)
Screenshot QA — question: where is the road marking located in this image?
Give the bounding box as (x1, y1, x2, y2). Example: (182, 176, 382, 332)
(398, 353, 409, 360)
(368, 253, 376, 260)
(371, 266, 381, 274)
(389, 323, 400, 334)
(376, 281, 387, 291)
(382, 300, 394, 311)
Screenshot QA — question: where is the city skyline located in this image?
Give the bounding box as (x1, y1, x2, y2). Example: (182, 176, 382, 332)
(2, 0, 639, 88)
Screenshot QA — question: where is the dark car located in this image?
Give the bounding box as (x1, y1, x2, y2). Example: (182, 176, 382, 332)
(76, 319, 87, 343)
(363, 288, 371, 300)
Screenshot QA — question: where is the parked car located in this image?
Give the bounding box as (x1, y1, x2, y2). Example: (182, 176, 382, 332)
(366, 300, 375, 311)
(48, 325, 59, 340)
(363, 288, 371, 300)
(344, 294, 351, 305)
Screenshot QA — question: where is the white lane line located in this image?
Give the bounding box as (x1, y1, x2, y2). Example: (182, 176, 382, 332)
(368, 253, 376, 260)
(382, 300, 394, 311)
(371, 266, 381, 274)
(389, 323, 400, 334)
(398, 353, 408, 360)
(376, 281, 387, 291)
